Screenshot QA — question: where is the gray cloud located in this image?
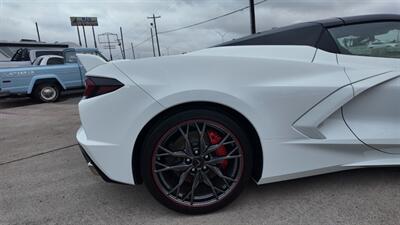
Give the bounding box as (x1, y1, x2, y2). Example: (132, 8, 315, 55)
(0, 0, 399, 59)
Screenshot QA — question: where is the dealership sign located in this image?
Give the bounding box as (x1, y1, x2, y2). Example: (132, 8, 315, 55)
(70, 17, 98, 26)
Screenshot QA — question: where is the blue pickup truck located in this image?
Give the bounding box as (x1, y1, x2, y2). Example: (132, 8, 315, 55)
(0, 48, 107, 102)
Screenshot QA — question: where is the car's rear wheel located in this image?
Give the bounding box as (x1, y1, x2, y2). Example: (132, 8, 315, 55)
(141, 109, 252, 214)
(33, 83, 61, 103)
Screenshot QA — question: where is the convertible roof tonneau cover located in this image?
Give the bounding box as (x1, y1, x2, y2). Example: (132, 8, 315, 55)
(217, 14, 400, 53)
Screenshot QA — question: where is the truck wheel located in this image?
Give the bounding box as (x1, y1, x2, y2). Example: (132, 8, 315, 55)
(33, 83, 61, 103)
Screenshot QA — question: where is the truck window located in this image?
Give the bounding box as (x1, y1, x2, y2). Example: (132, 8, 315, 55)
(11, 48, 30, 61)
(36, 58, 44, 65)
(64, 51, 78, 63)
(47, 58, 64, 65)
(36, 51, 63, 58)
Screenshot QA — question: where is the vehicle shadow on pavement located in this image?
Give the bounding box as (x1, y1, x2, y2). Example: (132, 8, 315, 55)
(81, 166, 400, 224)
(0, 91, 82, 109)
(2, 144, 400, 225)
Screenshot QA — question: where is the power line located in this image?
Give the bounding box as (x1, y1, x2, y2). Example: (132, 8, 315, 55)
(134, 36, 151, 48)
(132, 0, 268, 49)
(158, 0, 268, 35)
(131, 29, 157, 48)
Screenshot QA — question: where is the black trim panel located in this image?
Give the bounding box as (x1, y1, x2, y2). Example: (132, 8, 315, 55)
(217, 22, 323, 48)
(79, 145, 126, 185)
(316, 29, 339, 53)
(315, 17, 343, 27)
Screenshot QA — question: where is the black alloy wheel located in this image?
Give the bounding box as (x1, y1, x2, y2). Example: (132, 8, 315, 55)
(141, 109, 253, 214)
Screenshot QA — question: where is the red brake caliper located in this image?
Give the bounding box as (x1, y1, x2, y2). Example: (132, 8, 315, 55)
(207, 130, 228, 170)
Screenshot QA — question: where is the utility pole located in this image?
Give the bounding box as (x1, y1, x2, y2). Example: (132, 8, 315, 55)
(117, 38, 124, 59)
(82, 26, 88, 47)
(35, 22, 41, 42)
(148, 14, 161, 56)
(106, 33, 112, 60)
(76, 26, 82, 46)
(249, 0, 256, 34)
(120, 27, 126, 59)
(131, 42, 136, 59)
(150, 27, 156, 57)
(92, 26, 97, 48)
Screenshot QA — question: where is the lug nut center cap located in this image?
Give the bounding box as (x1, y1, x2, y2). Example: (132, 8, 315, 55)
(193, 159, 202, 167)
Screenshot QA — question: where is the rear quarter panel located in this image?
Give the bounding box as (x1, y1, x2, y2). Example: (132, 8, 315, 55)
(112, 48, 363, 184)
(113, 47, 350, 141)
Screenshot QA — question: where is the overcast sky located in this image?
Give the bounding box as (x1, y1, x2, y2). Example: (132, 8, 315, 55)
(0, 0, 399, 59)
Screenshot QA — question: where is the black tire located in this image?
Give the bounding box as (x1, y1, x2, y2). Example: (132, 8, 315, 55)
(33, 83, 61, 103)
(141, 109, 253, 214)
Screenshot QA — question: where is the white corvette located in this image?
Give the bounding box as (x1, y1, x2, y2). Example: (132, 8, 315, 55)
(77, 14, 400, 214)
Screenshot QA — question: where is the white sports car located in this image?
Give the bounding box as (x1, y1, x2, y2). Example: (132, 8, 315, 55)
(77, 14, 400, 214)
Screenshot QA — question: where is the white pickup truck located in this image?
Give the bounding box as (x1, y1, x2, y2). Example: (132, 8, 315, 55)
(0, 48, 64, 68)
(32, 55, 64, 66)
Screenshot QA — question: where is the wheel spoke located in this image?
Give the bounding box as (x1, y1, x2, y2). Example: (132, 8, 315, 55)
(156, 146, 188, 158)
(194, 122, 207, 152)
(155, 162, 191, 173)
(183, 172, 200, 205)
(191, 173, 200, 205)
(207, 155, 242, 165)
(204, 134, 233, 155)
(201, 171, 219, 200)
(227, 146, 240, 156)
(178, 124, 193, 155)
(167, 167, 192, 196)
(208, 164, 237, 183)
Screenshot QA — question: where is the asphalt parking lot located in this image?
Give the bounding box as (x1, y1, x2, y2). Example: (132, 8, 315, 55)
(1, 95, 400, 225)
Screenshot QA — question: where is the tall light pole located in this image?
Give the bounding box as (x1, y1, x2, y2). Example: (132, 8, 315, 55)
(92, 26, 97, 48)
(148, 14, 161, 56)
(76, 27, 82, 46)
(131, 42, 136, 59)
(118, 39, 124, 59)
(120, 27, 126, 59)
(82, 26, 88, 47)
(249, 0, 256, 34)
(35, 22, 41, 42)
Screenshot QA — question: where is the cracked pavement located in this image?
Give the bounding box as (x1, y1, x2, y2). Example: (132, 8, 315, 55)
(1, 96, 400, 225)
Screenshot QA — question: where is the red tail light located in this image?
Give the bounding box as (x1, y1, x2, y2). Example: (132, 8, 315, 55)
(83, 76, 124, 99)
